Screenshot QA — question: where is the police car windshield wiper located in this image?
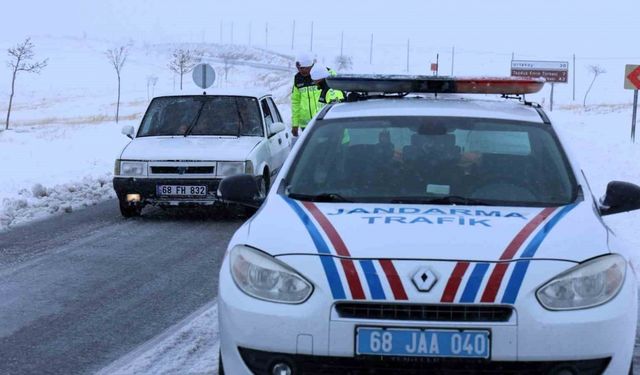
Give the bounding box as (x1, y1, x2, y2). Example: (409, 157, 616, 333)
(390, 196, 495, 206)
(288, 192, 353, 203)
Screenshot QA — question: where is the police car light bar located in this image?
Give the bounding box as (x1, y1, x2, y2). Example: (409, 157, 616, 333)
(326, 75, 545, 95)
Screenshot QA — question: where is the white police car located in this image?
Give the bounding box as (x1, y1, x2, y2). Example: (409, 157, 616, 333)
(217, 76, 640, 374)
(113, 91, 290, 217)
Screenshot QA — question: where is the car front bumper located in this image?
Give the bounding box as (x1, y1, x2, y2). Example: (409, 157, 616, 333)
(113, 177, 222, 206)
(218, 258, 637, 375)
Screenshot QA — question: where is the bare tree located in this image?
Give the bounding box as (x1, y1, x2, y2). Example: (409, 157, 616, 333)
(334, 55, 353, 71)
(168, 49, 202, 90)
(219, 52, 236, 83)
(5, 38, 48, 130)
(583, 65, 606, 108)
(146, 75, 158, 100)
(105, 46, 129, 123)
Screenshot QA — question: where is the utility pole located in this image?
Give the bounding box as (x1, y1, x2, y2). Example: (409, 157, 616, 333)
(340, 31, 344, 57)
(369, 33, 374, 65)
(265, 22, 269, 47)
(436, 53, 440, 76)
(231, 22, 234, 44)
(406, 39, 410, 73)
(573, 54, 576, 101)
(310, 21, 314, 52)
(291, 20, 296, 50)
(451, 46, 455, 76)
(220, 20, 223, 43)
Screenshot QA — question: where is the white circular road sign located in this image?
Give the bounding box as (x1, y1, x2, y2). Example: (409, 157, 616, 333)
(192, 63, 216, 89)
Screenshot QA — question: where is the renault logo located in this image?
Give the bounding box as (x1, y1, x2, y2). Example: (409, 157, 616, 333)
(412, 267, 438, 292)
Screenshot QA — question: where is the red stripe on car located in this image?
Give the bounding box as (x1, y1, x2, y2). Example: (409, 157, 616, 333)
(302, 202, 366, 300)
(480, 207, 557, 302)
(441, 262, 470, 303)
(379, 259, 408, 300)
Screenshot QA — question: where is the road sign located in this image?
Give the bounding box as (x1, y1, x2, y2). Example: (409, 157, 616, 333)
(625, 65, 640, 90)
(511, 60, 569, 83)
(192, 63, 216, 89)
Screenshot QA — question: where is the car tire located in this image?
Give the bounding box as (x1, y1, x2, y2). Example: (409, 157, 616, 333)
(218, 351, 225, 375)
(258, 172, 270, 199)
(119, 200, 142, 218)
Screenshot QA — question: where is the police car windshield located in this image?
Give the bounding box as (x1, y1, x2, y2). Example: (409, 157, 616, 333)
(137, 96, 263, 137)
(286, 116, 578, 207)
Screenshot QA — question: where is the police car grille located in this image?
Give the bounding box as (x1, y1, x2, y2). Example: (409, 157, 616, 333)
(150, 166, 214, 174)
(335, 303, 513, 322)
(238, 348, 611, 375)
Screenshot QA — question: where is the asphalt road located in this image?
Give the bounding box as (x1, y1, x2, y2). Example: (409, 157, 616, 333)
(0, 201, 639, 374)
(0, 200, 242, 375)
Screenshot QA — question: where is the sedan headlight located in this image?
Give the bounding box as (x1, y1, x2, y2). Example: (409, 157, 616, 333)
(120, 161, 148, 177)
(537, 254, 626, 311)
(217, 161, 245, 177)
(230, 245, 313, 304)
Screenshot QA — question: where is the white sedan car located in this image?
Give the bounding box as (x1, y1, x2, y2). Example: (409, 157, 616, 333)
(113, 91, 290, 217)
(217, 76, 639, 374)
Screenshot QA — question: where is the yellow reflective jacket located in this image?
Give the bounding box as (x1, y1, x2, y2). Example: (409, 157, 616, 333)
(291, 68, 344, 128)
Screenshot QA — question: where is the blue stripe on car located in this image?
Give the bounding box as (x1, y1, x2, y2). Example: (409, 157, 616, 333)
(459, 263, 491, 303)
(501, 204, 579, 304)
(359, 260, 387, 300)
(283, 197, 346, 299)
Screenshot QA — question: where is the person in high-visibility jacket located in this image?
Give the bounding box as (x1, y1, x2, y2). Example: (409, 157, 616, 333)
(310, 65, 349, 144)
(290, 53, 344, 136)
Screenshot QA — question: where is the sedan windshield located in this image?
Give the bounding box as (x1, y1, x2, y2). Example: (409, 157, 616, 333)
(286, 116, 578, 206)
(137, 96, 263, 137)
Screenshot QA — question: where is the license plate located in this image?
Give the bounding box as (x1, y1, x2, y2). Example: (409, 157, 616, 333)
(156, 185, 208, 196)
(356, 327, 490, 359)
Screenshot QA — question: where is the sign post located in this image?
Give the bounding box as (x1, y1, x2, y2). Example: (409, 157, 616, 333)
(624, 64, 640, 143)
(511, 60, 569, 111)
(192, 63, 216, 93)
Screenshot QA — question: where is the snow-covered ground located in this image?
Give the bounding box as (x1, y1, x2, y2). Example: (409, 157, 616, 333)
(98, 301, 219, 375)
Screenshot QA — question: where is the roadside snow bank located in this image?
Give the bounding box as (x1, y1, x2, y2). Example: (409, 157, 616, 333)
(101, 302, 219, 375)
(0, 121, 133, 231)
(0, 175, 115, 229)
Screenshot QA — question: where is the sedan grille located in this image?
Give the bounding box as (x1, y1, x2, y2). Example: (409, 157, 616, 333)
(335, 303, 513, 322)
(150, 166, 214, 175)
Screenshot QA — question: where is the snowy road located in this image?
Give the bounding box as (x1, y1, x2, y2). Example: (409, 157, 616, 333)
(0, 201, 241, 375)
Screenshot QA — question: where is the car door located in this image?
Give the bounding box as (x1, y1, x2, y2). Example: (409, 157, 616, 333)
(260, 98, 285, 178)
(261, 97, 290, 172)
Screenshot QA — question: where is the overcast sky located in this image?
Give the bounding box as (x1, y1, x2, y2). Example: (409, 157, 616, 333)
(3, 0, 638, 58)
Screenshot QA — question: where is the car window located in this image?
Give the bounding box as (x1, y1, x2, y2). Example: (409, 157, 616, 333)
(286, 116, 577, 206)
(261, 99, 274, 127)
(267, 97, 283, 123)
(137, 96, 263, 137)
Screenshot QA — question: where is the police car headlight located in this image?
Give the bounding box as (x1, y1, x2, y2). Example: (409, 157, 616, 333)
(230, 245, 313, 304)
(536, 254, 626, 310)
(217, 162, 246, 177)
(120, 161, 147, 177)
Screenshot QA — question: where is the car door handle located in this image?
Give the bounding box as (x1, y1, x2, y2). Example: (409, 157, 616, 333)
(278, 138, 282, 145)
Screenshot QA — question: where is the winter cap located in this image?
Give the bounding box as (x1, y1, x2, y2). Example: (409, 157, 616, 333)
(310, 65, 330, 81)
(296, 52, 315, 68)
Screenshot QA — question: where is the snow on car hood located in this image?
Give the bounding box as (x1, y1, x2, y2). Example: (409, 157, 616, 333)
(120, 136, 262, 161)
(246, 196, 608, 263)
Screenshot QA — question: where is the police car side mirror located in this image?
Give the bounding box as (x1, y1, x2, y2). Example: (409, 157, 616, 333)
(121, 125, 135, 139)
(218, 174, 264, 208)
(599, 181, 640, 216)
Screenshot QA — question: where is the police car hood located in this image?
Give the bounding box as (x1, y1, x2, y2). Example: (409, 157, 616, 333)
(120, 136, 261, 161)
(248, 197, 608, 262)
